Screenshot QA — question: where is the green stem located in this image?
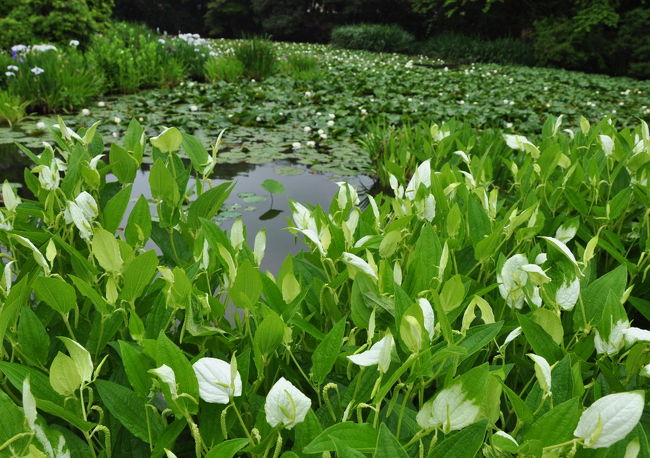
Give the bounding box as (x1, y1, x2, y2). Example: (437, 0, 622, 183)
(231, 401, 254, 444)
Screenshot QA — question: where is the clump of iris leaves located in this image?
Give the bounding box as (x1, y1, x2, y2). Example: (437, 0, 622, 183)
(0, 114, 648, 457)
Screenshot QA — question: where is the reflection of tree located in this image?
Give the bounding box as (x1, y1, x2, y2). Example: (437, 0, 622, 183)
(209, 162, 257, 181)
(0, 144, 38, 198)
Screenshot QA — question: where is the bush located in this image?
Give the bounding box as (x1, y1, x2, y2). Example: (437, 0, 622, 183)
(234, 37, 277, 80)
(330, 23, 414, 53)
(0, 0, 113, 48)
(204, 55, 244, 82)
(6, 47, 104, 113)
(283, 53, 320, 80)
(418, 32, 535, 66)
(0, 90, 29, 127)
(166, 34, 211, 80)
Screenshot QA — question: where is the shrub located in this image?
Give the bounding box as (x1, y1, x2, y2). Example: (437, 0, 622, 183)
(0, 0, 113, 48)
(234, 37, 277, 80)
(418, 32, 535, 66)
(282, 53, 320, 80)
(330, 23, 414, 53)
(6, 47, 104, 113)
(0, 91, 29, 127)
(166, 34, 211, 80)
(160, 57, 187, 87)
(204, 55, 244, 82)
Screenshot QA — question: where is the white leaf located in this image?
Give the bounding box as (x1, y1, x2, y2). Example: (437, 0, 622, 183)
(500, 326, 522, 351)
(622, 327, 650, 346)
(347, 334, 394, 373)
(540, 236, 579, 267)
(521, 264, 551, 285)
(417, 298, 435, 340)
(150, 364, 178, 400)
(599, 135, 614, 157)
(594, 320, 629, 355)
(528, 353, 552, 396)
(192, 357, 242, 404)
(416, 384, 480, 433)
(12, 235, 50, 275)
(22, 376, 37, 428)
(342, 252, 377, 281)
(556, 277, 580, 311)
(253, 229, 266, 266)
(574, 391, 644, 448)
(264, 377, 311, 429)
(230, 218, 244, 251)
(2, 181, 20, 212)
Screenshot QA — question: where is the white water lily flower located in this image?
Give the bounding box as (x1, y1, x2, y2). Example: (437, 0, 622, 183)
(599, 135, 614, 157)
(416, 384, 480, 433)
(2, 181, 20, 212)
(417, 298, 435, 340)
(497, 254, 529, 309)
(574, 391, 645, 448)
(265, 377, 311, 429)
(192, 357, 242, 404)
(151, 365, 178, 399)
(528, 353, 552, 396)
(347, 333, 394, 373)
(342, 252, 378, 281)
(594, 320, 630, 355)
(622, 327, 650, 345)
(556, 277, 580, 311)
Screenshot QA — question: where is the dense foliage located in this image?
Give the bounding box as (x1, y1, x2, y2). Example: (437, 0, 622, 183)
(0, 113, 649, 456)
(330, 24, 415, 54)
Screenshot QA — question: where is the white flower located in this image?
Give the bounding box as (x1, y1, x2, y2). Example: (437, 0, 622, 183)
(97, 101, 106, 107)
(264, 377, 311, 429)
(306, 140, 316, 147)
(405, 60, 413, 68)
(556, 277, 580, 311)
(303, 126, 311, 133)
(327, 120, 335, 127)
(328, 113, 335, 119)
(30, 67, 44, 75)
(574, 391, 645, 448)
(347, 333, 394, 373)
(192, 357, 242, 404)
(5, 71, 15, 77)
(189, 105, 198, 112)
(81, 108, 90, 116)
(7, 65, 18, 71)
(158, 39, 166, 44)
(11, 44, 27, 54)
(594, 320, 630, 355)
(292, 142, 302, 150)
(416, 384, 480, 433)
(113, 117, 121, 125)
(69, 40, 80, 47)
(304, 91, 312, 97)
(30, 44, 57, 53)
(36, 121, 46, 130)
(360, 108, 368, 115)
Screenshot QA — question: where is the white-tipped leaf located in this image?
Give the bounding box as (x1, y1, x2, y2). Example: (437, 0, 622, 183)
(264, 377, 311, 429)
(416, 384, 480, 433)
(347, 334, 394, 373)
(574, 391, 644, 449)
(528, 353, 552, 396)
(192, 357, 242, 404)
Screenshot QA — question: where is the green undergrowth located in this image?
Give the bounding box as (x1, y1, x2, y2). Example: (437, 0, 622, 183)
(0, 116, 648, 456)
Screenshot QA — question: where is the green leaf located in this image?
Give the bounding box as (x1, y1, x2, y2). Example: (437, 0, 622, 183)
(92, 228, 123, 274)
(121, 250, 158, 302)
(118, 341, 153, 397)
(310, 318, 346, 385)
(501, 382, 533, 425)
(523, 397, 580, 447)
(151, 127, 182, 153)
(293, 410, 322, 455)
(125, 195, 152, 246)
(231, 260, 262, 310)
(109, 143, 138, 184)
(303, 422, 378, 453)
(428, 419, 488, 458)
(18, 306, 50, 366)
(261, 179, 285, 194)
(156, 333, 199, 412)
(518, 314, 563, 363)
(375, 423, 409, 458)
(457, 322, 503, 360)
(95, 379, 163, 443)
(440, 274, 465, 313)
(33, 276, 76, 315)
(69, 274, 109, 315)
(187, 182, 233, 227)
(58, 337, 93, 383)
(254, 310, 285, 356)
(149, 158, 180, 206)
(0, 277, 30, 357)
(205, 438, 249, 458)
(181, 132, 210, 172)
(49, 352, 81, 396)
(103, 184, 133, 233)
(332, 437, 366, 457)
(582, 265, 627, 325)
